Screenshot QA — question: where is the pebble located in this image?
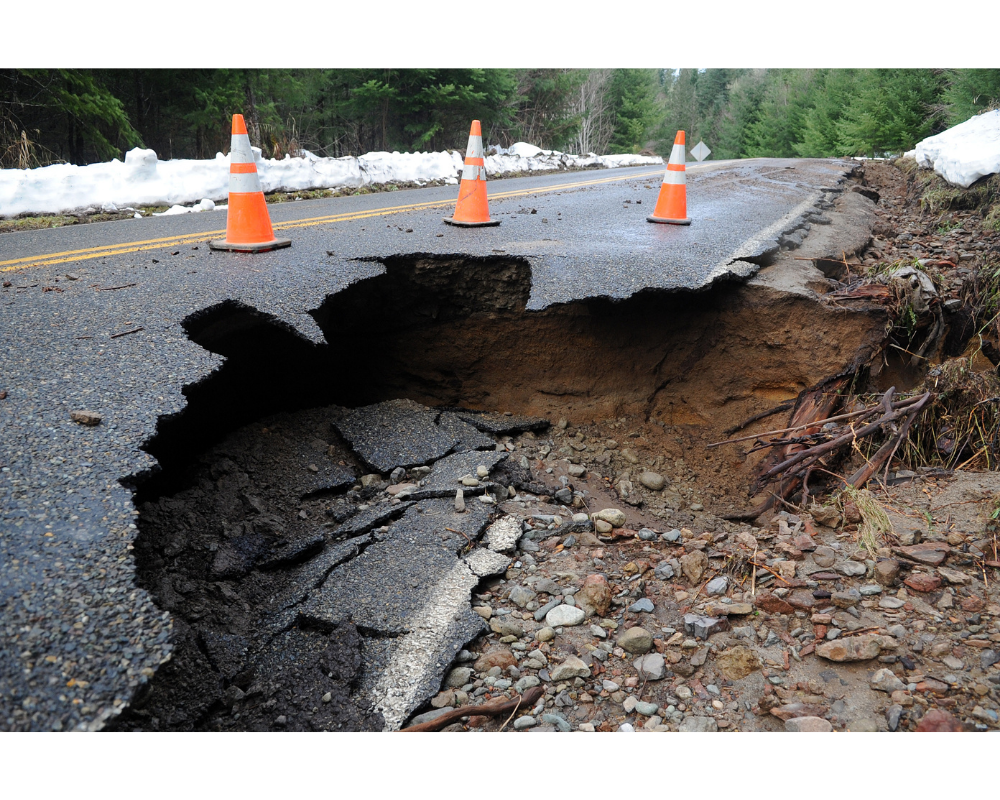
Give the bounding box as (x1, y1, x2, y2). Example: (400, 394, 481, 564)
(812, 546, 836, 568)
(879, 596, 906, 610)
(628, 598, 654, 613)
(870, 668, 906, 693)
(633, 652, 666, 681)
(784, 716, 832, 732)
(635, 701, 659, 716)
(638, 528, 657, 541)
(859, 584, 883, 596)
(542, 713, 572, 732)
(654, 562, 675, 580)
(513, 716, 536, 730)
(639, 471, 666, 491)
(837, 561, 867, 577)
(549, 656, 591, 680)
(678, 716, 718, 732)
(545, 604, 585, 627)
(816, 634, 882, 662)
(70, 410, 101, 426)
(594, 508, 626, 528)
(444, 667, 473, 688)
(617, 627, 654, 654)
(454, 489, 465, 513)
(705, 576, 728, 596)
(535, 627, 555, 642)
(661, 529, 682, 543)
(509, 586, 536, 608)
(534, 599, 561, 621)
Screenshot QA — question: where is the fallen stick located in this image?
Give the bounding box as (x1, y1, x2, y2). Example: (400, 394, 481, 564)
(399, 687, 544, 732)
(110, 326, 144, 339)
(93, 283, 137, 291)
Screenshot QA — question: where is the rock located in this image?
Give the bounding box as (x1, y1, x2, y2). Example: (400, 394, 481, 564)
(530, 577, 563, 596)
(454, 489, 466, 513)
(859, 584, 883, 596)
(545, 604, 585, 627)
(575, 574, 611, 617)
(473, 605, 492, 619)
(639, 471, 666, 491)
(595, 508, 627, 528)
(870, 668, 906, 693)
(633, 652, 666, 681)
(513, 715, 536, 730)
(875, 559, 900, 586)
(810, 505, 841, 528)
(550, 655, 591, 680)
(638, 528, 657, 541)
(618, 627, 654, 654)
(705, 576, 728, 596)
(897, 527, 922, 546)
(886, 705, 903, 731)
(678, 716, 718, 732)
(595, 519, 613, 534)
(775, 561, 797, 580)
(541, 712, 572, 732)
(831, 588, 861, 609)
(879, 596, 906, 610)
(717, 646, 762, 680)
(628, 598, 654, 613)
(981, 650, 999, 669)
(755, 593, 795, 615)
(662, 529, 682, 543)
(785, 716, 832, 732)
(683, 613, 726, 640)
(837, 561, 867, 577)
(680, 551, 708, 584)
(904, 573, 942, 593)
(771, 703, 828, 721)
(816, 634, 882, 662)
(847, 718, 880, 732)
(937, 567, 971, 585)
(509, 586, 536, 608)
(431, 690, 456, 708)
(444, 667, 473, 688)
(634, 701, 659, 716)
(812, 546, 837, 568)
(705, 602, 753, 616)
(590, 624, 607, 639)
(70, 410, 101, 426)
(960, 595, 984, 613)
(474, 650, 517, 673)
(915, 708, 963, 732)
(895, 543, 950, 566)
(515, 675, 541, 693)
(787, 590, 815, 610)
(654, 562, 675, 580)
(536, 627, 555, 642)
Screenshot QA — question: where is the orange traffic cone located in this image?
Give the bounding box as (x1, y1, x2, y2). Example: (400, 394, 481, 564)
(444, 120, 500, 227)
(209, 114, 291, 253)
(647, 130, 691, 225)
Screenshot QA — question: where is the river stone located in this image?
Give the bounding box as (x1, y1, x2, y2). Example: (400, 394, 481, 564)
(679, 716, 718, 732)
(639, 471, 666, 491)
(549, 655, 592, 680)
(474, 649, 516, 673)
(870, 668, 906, 693)
(837, 561, 867, 577)
(575, 574, 611, 617)
(681, 551, 708, 584)
(595, 508, 627, 528)
(812, 546, 836, 568)
(444, 667, 473, 688)
(717, 645, 763, 680)
(545, 604, 586, 627)
(785, 716, 833, 732)
(633, 652, 666, 680)
(816, 634, 881, 662)
(509, 586, 536, 608)
(618, 627, 654, 654)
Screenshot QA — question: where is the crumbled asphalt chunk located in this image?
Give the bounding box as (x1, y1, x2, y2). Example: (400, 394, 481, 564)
(334, 399, 458, 472)
(301, 499, 491, 634)
(436, 411, 496, 451)
(455, 410, 551, 435)
(328, 500, 413, 539)
(408, 450, 509, 500)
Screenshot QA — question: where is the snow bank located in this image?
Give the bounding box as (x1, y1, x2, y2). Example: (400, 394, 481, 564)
(914, 110, 1000, 188)
(0, 143, 662, 218)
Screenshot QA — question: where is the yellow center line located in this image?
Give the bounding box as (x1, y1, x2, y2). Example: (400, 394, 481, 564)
(0, 168, 664, 273)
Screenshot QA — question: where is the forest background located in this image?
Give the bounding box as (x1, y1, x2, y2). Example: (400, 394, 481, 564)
(1, 68, 998, 169)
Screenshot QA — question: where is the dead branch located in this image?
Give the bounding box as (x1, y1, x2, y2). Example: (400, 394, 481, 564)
(398, 687, 544, 732)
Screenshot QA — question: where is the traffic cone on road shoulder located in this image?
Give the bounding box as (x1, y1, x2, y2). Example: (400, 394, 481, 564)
(444, 120, 500, 227)
(647, 130, 691, 226)
(209, 114, 291, 253)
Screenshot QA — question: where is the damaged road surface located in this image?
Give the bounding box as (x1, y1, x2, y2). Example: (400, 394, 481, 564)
(0, 158, 878, 731)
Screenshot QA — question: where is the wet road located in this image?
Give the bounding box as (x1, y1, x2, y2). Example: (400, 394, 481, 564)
(0, 157, 855, 730)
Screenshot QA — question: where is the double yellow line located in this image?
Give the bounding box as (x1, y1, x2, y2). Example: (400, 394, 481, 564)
(0, 169, 663, 273)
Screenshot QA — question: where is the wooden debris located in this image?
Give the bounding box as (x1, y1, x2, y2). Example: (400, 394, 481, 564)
(398, 687, 543, 732)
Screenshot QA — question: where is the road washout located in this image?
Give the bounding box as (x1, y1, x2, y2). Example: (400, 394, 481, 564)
(110, 162, 999, 731)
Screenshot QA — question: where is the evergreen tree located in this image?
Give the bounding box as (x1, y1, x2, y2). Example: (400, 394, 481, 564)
(943, 69, 1000, 125)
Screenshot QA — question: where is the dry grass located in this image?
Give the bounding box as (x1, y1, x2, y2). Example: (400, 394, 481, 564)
(838, 486, 893, 557)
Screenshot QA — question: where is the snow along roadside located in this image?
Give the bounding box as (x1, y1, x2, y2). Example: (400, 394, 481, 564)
(0, 142, 663, 219)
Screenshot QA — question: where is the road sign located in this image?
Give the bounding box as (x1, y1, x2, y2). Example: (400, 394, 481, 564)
(691, 141, 711, 162)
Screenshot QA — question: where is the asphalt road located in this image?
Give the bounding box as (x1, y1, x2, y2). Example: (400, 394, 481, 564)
(0, 157, 855, 730)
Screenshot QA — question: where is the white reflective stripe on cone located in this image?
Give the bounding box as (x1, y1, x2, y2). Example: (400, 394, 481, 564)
(660, 169, 686, 186)
(230, 133, 256, 165)
(461, 164, 487, 181)
(465, 135, 484, 159)
(229, 171, 264, 194)
(669, 143, 686, 165)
